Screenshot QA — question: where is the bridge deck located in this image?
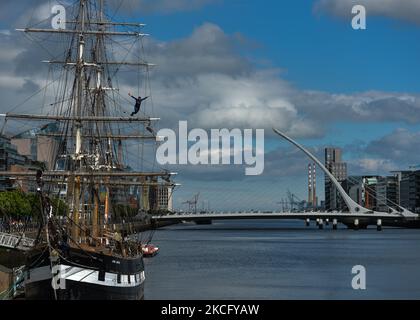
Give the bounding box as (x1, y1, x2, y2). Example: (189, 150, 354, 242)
(152, 211, 407, 222)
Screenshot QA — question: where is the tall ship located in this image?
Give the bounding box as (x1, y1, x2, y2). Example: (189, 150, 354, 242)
(0, 0, 175, 300)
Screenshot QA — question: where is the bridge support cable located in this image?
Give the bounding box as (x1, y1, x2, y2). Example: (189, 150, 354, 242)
(347, 175, 415, 216)
(272, 128, 418, 218)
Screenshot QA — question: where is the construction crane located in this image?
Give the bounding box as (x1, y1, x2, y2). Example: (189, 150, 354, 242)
(287, 190, 303, 212)
(182, 192, 200, 214)
(277, 191, 302, 212)
(276, 199, 289, 212)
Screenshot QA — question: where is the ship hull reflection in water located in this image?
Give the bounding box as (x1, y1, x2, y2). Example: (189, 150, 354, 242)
(24, 247, 145, 300)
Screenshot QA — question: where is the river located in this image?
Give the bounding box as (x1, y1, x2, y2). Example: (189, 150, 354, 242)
(144, 220, 420, 300)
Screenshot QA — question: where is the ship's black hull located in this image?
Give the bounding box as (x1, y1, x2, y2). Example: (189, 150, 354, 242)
(25, 277, 144, 300)
(24, 247, 145, 300)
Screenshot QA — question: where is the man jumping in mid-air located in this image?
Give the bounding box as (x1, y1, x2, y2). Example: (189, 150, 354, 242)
(128, 93, 149, 116)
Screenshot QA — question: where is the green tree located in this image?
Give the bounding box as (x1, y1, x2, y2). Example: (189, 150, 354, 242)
(50, 197, 68, 216)
(0, 190, 31, 218)
(0, 191, 69, 219)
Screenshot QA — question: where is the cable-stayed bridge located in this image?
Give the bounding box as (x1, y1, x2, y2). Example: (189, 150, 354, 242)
(153, 129, 420, 229)
(1, 129, 419, 254)
(152, 210, 420, 230)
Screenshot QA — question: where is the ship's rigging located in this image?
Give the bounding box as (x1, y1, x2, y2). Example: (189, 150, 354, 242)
(0, 0, 176, 247)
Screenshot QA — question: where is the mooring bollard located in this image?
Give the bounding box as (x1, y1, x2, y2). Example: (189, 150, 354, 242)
(377, 219, 382, 231)
(354, 219, 359, 230)
(333, 218, 338, 230)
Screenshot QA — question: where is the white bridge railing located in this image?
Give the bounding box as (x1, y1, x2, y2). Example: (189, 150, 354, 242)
(0, 232, 35, 251)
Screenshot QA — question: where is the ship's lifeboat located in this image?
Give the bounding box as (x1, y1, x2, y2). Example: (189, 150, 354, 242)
(141, 244, 159, 257)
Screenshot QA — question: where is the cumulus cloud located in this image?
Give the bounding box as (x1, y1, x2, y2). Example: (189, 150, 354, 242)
(0, 33, 42, 114)
(148, 71, 323, 137)
(292, 90, 420, 125)
(350, 158, 398, 174)
(344, 128, 420, 175)
(365, 128, 420, 163)
(116, 23, 420, 139)
(314, 0, 420, 25)
(3, 2, 420, 139)
(0, 0, 71, 28)
(2, 1, 420, 186)
(110, 23, 326, 138)
(147, 23, 252, 78)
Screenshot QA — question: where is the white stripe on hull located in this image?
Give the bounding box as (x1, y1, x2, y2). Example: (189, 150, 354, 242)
(26, 265, 145, 288)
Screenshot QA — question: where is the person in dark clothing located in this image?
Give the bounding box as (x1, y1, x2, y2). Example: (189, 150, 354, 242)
(128, 93, 149, 116)
(59, 234, 70, 257)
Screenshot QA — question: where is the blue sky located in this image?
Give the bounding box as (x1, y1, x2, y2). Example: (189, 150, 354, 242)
(141, 0, 420, 93)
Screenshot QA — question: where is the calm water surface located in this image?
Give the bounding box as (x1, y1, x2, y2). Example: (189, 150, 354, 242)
(144, 220, 420, 300)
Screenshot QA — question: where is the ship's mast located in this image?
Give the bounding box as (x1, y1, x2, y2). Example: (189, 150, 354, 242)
(91, 0, 102, 239)
(92, 0, 106, 239)
(1, 0, 178, 247)
(99, 0, 110, 229)
(72, 0, 86, 243)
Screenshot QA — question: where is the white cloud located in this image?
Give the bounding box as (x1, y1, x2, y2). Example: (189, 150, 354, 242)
(365, 128, 420, 162)
(292, 90, 420, 124)
(146, 23, 252, 78)
(344, 128, 420, 175)
(0, 30, 11, 36)
(164, 72, 302, 131)
(2, 3, 420, 183)
(352, 158, 398, 173)
(3, 3, 420, 136)
(0, 74, 28, 89)
(314, 0, 420, 24)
